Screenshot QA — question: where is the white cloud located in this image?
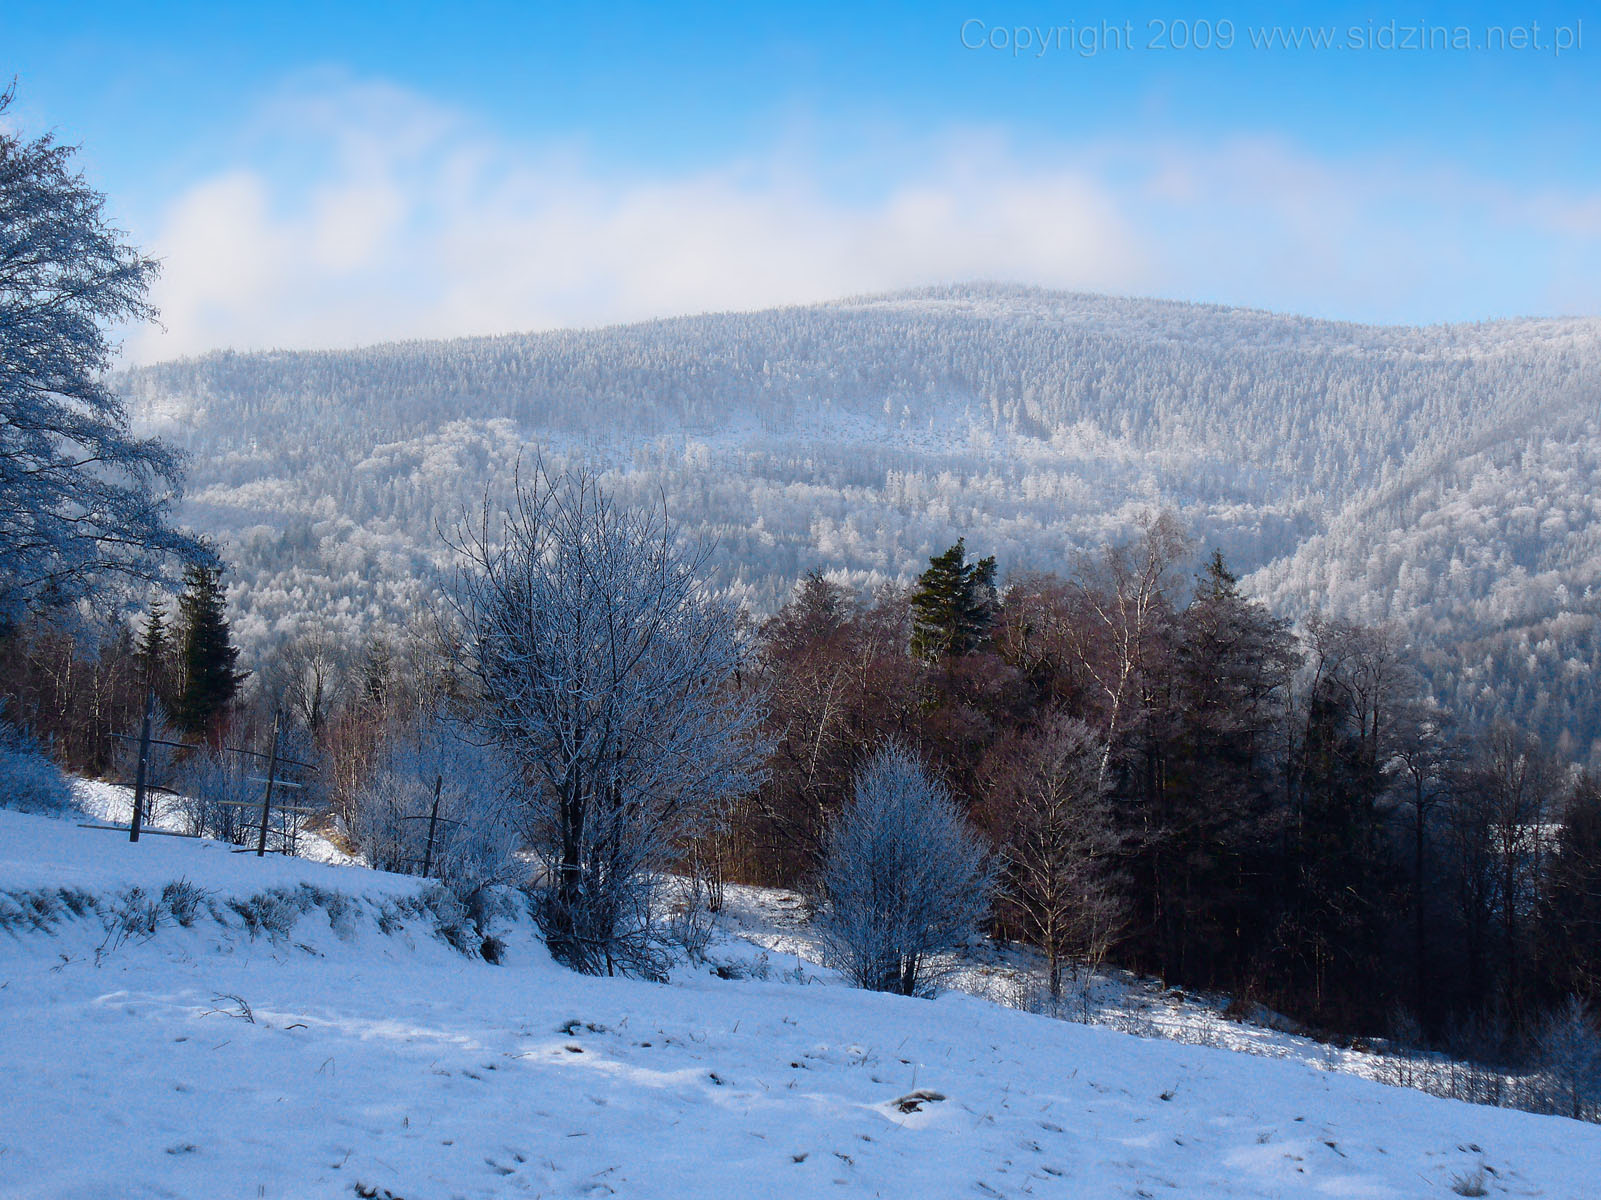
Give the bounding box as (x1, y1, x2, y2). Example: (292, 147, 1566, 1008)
(127, 77, 1601, 362)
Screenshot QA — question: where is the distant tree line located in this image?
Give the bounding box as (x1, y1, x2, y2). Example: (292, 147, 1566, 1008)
(735, 518, 1601, 1053)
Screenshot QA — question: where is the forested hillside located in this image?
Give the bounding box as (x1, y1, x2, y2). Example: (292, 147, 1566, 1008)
(120, 285, 1601, 762)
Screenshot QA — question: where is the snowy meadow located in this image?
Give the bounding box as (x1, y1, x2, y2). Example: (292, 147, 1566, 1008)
(4, 803, 1598, 1200)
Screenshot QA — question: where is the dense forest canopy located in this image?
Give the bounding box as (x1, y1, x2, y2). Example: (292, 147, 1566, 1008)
(117, 284, 1601, 763)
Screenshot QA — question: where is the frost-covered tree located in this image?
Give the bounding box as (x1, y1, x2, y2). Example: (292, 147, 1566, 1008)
(0, 700, 73, 814)
(259, 626, 347, 735)
(170, 743, 257, 842)
(453, 463, 767, 977)
(352, 712, 520, 894)
(817, 742, 992, 997)
(1535, 996, 1601, 1121)
(0, 86, 205, 626)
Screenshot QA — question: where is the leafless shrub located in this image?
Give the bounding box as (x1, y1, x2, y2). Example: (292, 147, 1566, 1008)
(1535, 996, 1601, 1121)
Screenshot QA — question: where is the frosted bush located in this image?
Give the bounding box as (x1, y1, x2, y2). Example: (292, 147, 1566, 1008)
(0, 710, 74, 815)
(351, 713, 522, 896)
(816, 741, 992, 997)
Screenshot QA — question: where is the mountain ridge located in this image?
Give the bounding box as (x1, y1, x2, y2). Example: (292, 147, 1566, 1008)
(119, 284, 1601, 763)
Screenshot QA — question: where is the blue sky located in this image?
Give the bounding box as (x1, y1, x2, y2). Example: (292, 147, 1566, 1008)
(4, 1, 1598, 358)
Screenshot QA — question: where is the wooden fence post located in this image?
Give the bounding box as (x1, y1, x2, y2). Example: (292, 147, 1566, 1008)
(129, 688, 155, 843)
(421, 773, 443, 878)
(255, 713, 280, 858)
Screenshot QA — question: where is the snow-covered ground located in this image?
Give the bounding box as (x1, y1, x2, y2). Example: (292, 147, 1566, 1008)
(2, 806, 1598, 1199)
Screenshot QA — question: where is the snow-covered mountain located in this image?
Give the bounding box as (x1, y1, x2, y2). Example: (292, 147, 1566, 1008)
(122, 284, 1601, 760)
(5, 803, 1599, 1199)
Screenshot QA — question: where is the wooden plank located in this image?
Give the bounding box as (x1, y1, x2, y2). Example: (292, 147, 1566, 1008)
(205, 799, 319, 814)
(110, 732, 313, 771)
(77, 823, 200, 839)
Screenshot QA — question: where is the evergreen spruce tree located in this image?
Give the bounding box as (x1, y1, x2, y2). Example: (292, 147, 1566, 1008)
(1145, 548, 1298, 988)
(1197, 547, 1237, 600)
(136, 601, 174, 703)
(175, 564, 246, 736)
(791, 570, 848, 639)
(137, 602, 166, 674)
(910, 539, 997, 661)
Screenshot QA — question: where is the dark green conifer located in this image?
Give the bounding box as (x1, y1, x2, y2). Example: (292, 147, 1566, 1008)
(175, 564, 246, 736)
(910, 538, 997, 661)
(137, 601, 173, 701)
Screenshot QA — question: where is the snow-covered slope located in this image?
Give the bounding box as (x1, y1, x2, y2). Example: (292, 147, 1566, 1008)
(2, 808, 1596, 1199)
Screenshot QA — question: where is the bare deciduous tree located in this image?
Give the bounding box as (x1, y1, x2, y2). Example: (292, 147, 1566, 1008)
(1535, 996, 1601, 1121)
(263, 627, 348, 736)
(1391, 698, 1459, 1016)
(452, 464, 767, 977)
(0, 86, 206, 624)
(1474, 726, 1565, 1025)
(980, 712, 1123, 1002)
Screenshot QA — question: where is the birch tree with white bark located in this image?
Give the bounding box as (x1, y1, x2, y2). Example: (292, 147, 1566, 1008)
(1070, 510, 1191, 789)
